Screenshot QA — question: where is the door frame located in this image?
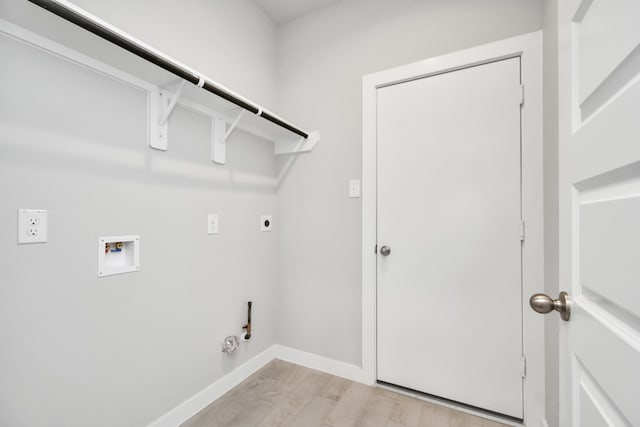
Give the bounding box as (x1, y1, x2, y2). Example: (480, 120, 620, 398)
(361, 31, 545, 425)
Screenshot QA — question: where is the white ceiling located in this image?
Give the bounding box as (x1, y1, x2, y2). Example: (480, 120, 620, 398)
(254, 0, 342, 25)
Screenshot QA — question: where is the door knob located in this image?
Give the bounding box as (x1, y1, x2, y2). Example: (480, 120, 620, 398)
(529, 291, 571, 321)
(380, 245, 391, 256)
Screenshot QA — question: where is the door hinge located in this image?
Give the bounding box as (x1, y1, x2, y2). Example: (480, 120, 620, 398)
(519, 84, 525, 106)
(519, 221, 525, 241)
(521, 356, 527, 378)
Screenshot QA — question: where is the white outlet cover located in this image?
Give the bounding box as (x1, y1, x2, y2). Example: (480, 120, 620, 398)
(260, 215, 273, 232)
(18, 209, 48, 244)
(208, 214, 219, 234)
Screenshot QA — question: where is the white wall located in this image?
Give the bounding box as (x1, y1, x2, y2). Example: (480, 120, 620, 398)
(0, 1, 279, 426)
(275, 0, 543, 366)
(69, 0, 278, 109)
(543, 1, 560, 426)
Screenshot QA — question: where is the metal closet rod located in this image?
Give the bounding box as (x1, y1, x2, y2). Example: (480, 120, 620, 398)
(28, 0, 309, 139)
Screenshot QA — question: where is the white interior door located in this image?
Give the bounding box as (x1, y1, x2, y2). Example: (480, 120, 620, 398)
(558, 0, 640, 426)
(376, 58, 524, 419)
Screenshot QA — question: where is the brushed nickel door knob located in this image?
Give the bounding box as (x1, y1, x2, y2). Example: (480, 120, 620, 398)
(380, 245, 391, 256)
(529, 291, 571, 321)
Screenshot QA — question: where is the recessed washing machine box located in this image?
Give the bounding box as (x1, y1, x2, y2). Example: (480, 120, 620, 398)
(98, 235, 140, 277)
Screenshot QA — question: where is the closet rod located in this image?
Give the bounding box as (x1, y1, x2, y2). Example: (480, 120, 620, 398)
(28, 0, 309, 139)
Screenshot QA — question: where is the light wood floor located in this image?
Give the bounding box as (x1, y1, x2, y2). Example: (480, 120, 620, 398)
(182, 359, 509, 427)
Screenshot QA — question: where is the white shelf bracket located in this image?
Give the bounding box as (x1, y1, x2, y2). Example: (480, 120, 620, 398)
(160, 80, 186, 125)
(148, 89, 163, 150)
(274, 131, 321, 156)
(212, 116, 226, 165)
(149, 80, 186, 151)
(212, 110, 246, 165)
(225, 109, 246, 140)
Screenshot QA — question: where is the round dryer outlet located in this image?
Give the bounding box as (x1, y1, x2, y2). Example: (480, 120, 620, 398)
(260, 215, 272, 232)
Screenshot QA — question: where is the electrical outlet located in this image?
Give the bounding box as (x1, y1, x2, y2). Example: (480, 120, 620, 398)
(18, 209, 48, 244)
(260, 215, 272, 232)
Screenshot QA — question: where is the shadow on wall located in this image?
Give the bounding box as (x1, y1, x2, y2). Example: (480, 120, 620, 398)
(0, 33, 281, 194)
(0, 120, 280, 194)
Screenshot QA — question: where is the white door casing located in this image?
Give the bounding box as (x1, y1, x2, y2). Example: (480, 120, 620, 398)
(363, 32, 544, 425)
(376, 57, 523, 418)
(558, 1, 640, 426)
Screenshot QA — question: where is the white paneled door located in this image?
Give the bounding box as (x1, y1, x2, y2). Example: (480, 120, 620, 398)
(558, 0, 640, 426)
(376, 58, 524, 419)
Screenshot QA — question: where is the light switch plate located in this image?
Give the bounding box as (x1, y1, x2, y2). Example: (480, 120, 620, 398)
(18, 209, 48, 244)
(208, 214, 219, 234)
(260, 215, 272, 232)
(349, 179, 361, 198)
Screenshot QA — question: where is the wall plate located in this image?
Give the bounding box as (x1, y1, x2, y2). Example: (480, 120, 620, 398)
(18, 209, 48, 244)
(260, 215, 272, 232)
(208, 214, 219, 234)
(349, 179, 361, 198)
(98, 235, 140, 277)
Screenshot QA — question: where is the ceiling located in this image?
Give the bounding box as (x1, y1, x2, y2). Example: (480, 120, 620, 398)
(254, 0, 342, 25)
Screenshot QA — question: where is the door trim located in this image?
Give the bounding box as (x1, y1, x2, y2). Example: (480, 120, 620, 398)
(361, 31, 544, 425)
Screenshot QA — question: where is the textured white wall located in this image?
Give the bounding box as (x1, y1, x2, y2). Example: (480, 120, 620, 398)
(275, 0, 543, 366)
(0, 1, 279, 426)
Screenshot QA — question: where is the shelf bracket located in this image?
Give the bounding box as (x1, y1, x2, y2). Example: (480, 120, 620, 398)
(225, 109, 246, 140)
(274, 131, 321, 156)
(212, 110, 246, 165)
(150, 80, 186, 151)
(160, 80, 186, 126)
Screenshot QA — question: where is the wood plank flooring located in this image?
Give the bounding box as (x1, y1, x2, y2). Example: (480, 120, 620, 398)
(182, 360, 509, 427)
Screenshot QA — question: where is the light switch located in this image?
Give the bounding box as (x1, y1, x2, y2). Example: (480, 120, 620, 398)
(208, 214, 219, 234)
(349, 179, 361, 198)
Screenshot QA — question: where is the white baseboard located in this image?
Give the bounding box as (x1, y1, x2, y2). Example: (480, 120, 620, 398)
(273, 345, 366, 384)
(146, 345, 366, 427)
(147, 345, 276, 427)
